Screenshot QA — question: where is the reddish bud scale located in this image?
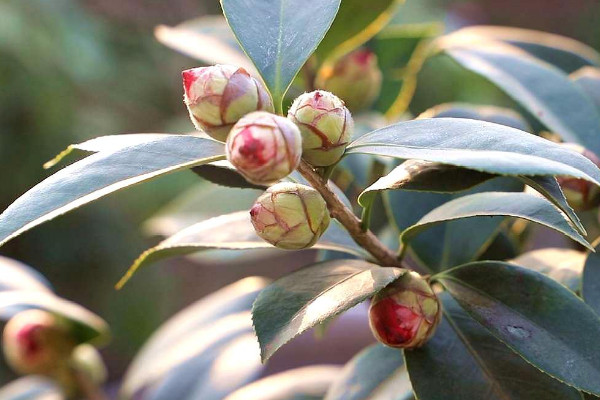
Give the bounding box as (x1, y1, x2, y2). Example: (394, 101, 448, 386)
(369, 272, 441, 349)
(183, 65, 273, 142)
(227, 112, 302, 185)
(556, 144, 600, 211)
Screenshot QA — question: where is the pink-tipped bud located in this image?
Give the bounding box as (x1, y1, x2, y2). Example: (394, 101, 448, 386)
(3, 309, 76, 376)
(183, 65, 273, 141)
(369, 272, 441, 349)
(227, 112, 302, 185)
(288, 90, 353, 166)
(315, 48, 382, 112)
(557, 144, 600, 211)
(250, 183, 330, 249)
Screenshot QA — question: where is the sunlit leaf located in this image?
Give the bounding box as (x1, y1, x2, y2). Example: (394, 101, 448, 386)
(435, 261, 600, 395)
(0, 256, 52, 292)
(511, 248, 586, 292)
(252, 260, 405, 361)
(0, 376, 62, 400)
(571, 66, 600, 111)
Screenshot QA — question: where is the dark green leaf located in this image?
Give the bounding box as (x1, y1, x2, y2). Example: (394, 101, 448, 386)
(324, 343, 413, 400)
(221, 0, 341, 110)
(0, 256, 52, 293)
(511, 248, 586, 292)
(571, 67, 600, 111)
(252, 260, 405, 361)
(120, 277, 269, 399)
(400, 192, 592, 251)
(315, 0, 403, 63)
(118, 212, 367, 289)
(583, 242, 600, 315)
(449, 26, 600, 73)
(0, 291, 110, 345)
(346, 118, 600, 185)
(0, 135, 225, 247)
(192, 161, 266, 190)
(437, 39, 600, 155)
(224, 366, 342, 400)
(405, 293, 582, 400)
(435, 261, 600, 395)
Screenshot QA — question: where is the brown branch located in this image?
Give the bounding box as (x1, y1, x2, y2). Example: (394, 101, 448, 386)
(298, 160, 405, 269)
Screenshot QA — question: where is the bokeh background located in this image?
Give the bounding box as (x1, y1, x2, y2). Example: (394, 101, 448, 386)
(1, 0, 599, 389)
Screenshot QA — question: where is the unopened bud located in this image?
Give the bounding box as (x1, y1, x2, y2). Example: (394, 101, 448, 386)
(250, 183, 330, 249)
(315, 48, 382, 112)
(557, 144, 600, 211)
(369, 272, 441, 349)
(3, 309, 76, 376)
(183, 65, 273, 141)
(288, 90, 353, 166)
(227, 112, 302, 185)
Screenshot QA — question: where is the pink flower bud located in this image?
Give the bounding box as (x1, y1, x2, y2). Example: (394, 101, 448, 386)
(183, 65, 273, 141)
(288, 90, 353, 166)
(3, 309, 76, 376)
(250, 183, 330, 249)
(227, 112, 302, 185)
(315, 48, 382, 112)
(557, 144, 600, 211)
(369, 272, 441, 349)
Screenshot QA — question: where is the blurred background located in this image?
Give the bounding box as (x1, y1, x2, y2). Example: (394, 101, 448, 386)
(1, 0, 599, 389)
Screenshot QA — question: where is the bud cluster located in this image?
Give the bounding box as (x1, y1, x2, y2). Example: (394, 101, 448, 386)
(369, 272, 441, 349)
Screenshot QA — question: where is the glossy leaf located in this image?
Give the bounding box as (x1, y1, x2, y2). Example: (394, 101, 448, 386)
(315, 0, 403, 63)
(117, 212, 367, 289)
(155, 16, 256, 73)
(0, 256, 52, 292)
(0, 291, 110, 345)
(192, 161, 266, 190)
(121, 278, 268, 399)
(346, 118, 600, 185)
(435, 261, 600, 395)
(252, 260, 405, 361)
(387, 178, 522, 272)
(0, 135, 225, 247)
(405, 293, 582, 400)
(221, 0, 341, 110)
(224, 365, 342, 400)
(436, 40, 600, 156)
(571, 67, 600, 111)
(399, 192, 592, 251)
(450, 26, 600, 73)
(583, 242, 600, 316)
(511, 248, 586, 292)
(324, 343, 413, 400)
(0, 376, 62, 400)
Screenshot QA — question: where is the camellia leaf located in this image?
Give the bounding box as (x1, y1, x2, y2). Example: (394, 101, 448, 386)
(0, 135, 225, 247)
(192, 161, 266, 190)
(583, 241, 600, 316)
(0, 291, 110, 345)
(314, 0, 404, 63)
(224, 365, 342, 400)
(0, 376, 62, 400)
(221, 0, 341, 111)
(404, 293, 582, 400)
(252, 260, 405, 361)
(0, 256, 52, 293)
(324, 343, 413, 400)
(511, 248, 586, 292)
(435, 261, 600, 396)
(346, 118, 600, 185)
(399, 192, 592, 253)
(117, 212, 367, 289)
(571, 67, 600, 111)
(120, 277, 268, 399)
(154, 16, 257, 73)
(448, 26, 600, 73)
(435, 39, 600, 155)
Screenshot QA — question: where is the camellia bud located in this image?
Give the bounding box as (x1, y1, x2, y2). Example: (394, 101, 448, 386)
(183, 65, 273, 141)
(227, 112, 302, 185)
(315, 48, 382, 112)
(250, 182, 330, 249)
(557, 143, 600, 211)
(369, 272, 441, 349)
(288, 90, 354, 166)
(3, 309, 76, 376)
